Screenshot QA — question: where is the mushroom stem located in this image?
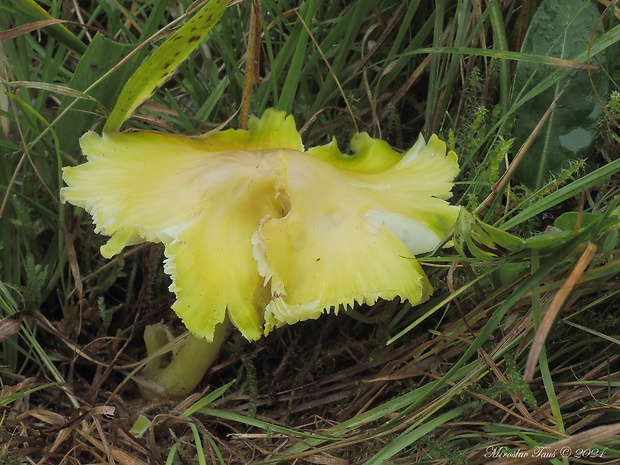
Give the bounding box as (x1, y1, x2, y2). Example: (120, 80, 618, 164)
(140, 318, 229, 398)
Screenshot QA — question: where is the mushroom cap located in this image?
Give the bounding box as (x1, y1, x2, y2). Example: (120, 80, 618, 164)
(61, 110, 459, 341)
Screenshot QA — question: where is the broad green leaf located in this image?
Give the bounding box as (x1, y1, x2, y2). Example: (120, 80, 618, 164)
(57, 33, 140, 155)
(511, 0, 607, 189)
(554, 211, 608, 231)
(553, 209, 620, 237)
(8, 0, 87, 54)
(103, 0, 227, 133)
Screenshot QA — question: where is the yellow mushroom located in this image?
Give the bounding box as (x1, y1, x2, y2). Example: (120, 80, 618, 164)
(61, 109, 459, 396)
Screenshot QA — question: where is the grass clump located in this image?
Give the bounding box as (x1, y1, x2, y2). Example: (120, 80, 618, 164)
(2, 0, 620, 464)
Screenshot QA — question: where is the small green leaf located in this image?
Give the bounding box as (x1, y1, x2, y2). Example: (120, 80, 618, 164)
(103, 0, 227, 133)
(129, 415, 151, 438)
(511, 0, 608, 189)
(454, 209, 525, 259)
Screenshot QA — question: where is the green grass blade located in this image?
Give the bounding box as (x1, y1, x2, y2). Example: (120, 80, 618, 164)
(8, 0, 87, 54)
(182, 380, 235, 417)
(198, 407, 339, 442)
(531, 249, 565, 432)
(362, 403, 474, 465)
(306, 1, 376, 115)
(274, 1, 321, 113)
(277, 362, 483, 459)
(393, 229, 595, 423)
(500, 158, 620, 230)
(188, 423, 207, 465)
(489, 0, 510, 116)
